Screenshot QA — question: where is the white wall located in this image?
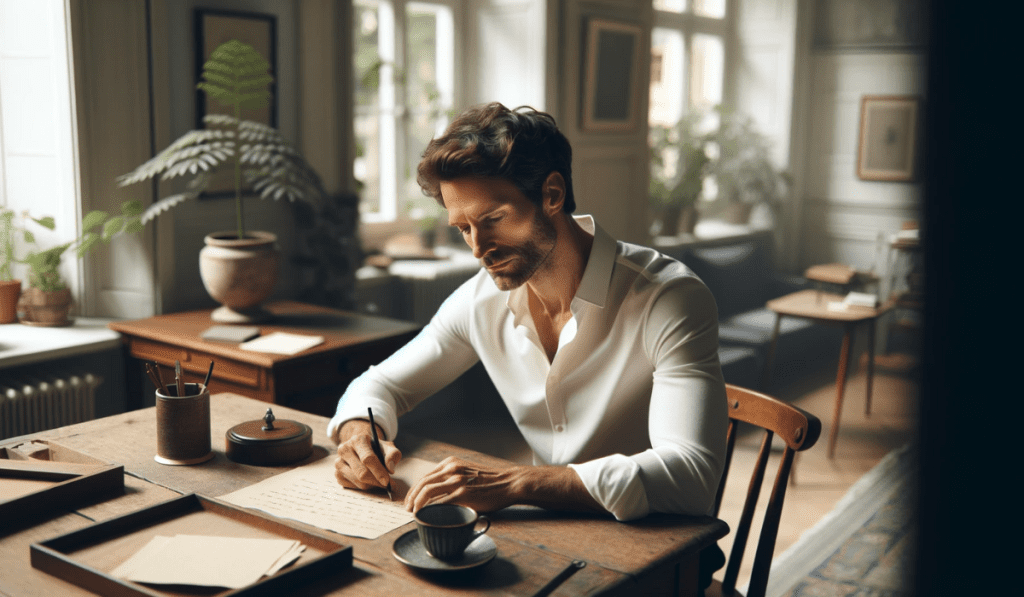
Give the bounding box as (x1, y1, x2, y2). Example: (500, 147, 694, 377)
(796, 51, 924, 273)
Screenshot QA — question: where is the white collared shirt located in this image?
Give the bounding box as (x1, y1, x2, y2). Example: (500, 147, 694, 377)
(328, 216, 728, 521)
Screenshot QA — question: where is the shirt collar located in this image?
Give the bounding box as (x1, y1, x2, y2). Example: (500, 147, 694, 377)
(506, 214, 616, 322)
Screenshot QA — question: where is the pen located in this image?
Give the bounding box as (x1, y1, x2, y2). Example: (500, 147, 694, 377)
(175, 360, 185, 397)
(367, 407, 394, 501)
(202, 360, 215, 390)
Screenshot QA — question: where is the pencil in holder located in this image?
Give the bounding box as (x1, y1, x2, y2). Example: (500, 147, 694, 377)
(154, 382, 214, 465)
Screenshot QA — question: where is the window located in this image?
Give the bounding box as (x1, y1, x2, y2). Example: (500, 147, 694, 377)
(649, 0, 727, 127)
(353, 0, 457, 224)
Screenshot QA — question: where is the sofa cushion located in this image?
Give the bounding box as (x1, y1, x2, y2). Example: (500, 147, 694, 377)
(718, 308, 817, 345)
(685, 242, 774, 318)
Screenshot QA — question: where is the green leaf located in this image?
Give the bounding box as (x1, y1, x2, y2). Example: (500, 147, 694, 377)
(102, 216, 125, 240)
(76, 233, 100, 258)
(33, 216, 56, 230)
(82, 210, 109, 231)
(121, 200, 144, 217)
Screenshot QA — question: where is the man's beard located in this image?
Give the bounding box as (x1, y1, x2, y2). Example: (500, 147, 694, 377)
(482, 210, 557, 291)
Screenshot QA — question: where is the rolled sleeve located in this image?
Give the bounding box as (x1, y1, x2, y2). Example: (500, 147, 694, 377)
(569, 455, 651, 521)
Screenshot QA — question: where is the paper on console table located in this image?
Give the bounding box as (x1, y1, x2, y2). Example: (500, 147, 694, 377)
(219, 455, 438, 539)
(240, 331, 324, 355)
(111, 534, 303, 589)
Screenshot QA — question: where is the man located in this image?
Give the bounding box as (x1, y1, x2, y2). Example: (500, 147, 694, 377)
(330, 102, 728, 523)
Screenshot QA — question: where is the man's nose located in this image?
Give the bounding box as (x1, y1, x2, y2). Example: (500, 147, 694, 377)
(468, 227, 493, 259)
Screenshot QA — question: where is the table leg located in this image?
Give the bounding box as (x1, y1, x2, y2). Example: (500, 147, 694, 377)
(760, 314, 782, 391)
(829, 324, 855, 459)
(865, 319, 877, 416)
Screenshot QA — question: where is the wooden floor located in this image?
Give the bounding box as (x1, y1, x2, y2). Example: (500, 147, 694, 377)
(717, 361, 919, 592)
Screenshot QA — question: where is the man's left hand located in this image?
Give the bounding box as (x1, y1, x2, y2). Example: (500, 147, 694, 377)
(404, 456, 521, 513)
(404, 455, 606, 515)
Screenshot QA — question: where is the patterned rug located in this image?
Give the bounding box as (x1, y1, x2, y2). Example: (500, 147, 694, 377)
(766, 444, 916, 597)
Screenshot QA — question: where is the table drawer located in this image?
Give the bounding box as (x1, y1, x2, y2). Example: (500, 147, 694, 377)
(128, 339, 263, 390)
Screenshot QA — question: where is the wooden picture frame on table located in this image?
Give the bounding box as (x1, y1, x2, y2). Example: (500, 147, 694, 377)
(582, 18, 643, 133)
(857, 95, 920, 182)
(194, 8, 278, 198)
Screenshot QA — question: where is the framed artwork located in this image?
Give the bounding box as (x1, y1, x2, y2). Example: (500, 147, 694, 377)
(857, 95, 920, 182)
(194, 8, 277, 196)
(582, 18, 643, 133)
(812, 0, 926, 52)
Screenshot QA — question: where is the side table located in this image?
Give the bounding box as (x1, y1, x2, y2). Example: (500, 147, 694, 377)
(762, 290, 891, 458)
(108, 301, 420, 416)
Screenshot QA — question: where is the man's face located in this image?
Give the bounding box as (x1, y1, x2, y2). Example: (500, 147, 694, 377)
(442, 177, 557, 291)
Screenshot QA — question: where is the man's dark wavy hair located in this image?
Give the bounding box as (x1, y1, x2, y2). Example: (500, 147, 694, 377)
(416, 102, 575, 213)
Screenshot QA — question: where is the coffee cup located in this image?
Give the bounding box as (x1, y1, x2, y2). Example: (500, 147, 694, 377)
(415, 504, 490, 560)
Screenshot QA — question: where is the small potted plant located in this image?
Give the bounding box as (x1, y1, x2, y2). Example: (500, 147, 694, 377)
(1, 207, 36, 323)
(648, 113, 710, 237)
(118, 39, 333, 323)
(702, 108, 790, 225)
(17, 202, 143, 326)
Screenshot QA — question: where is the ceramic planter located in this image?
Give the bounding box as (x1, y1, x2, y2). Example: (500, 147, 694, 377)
(0, 279, 22, 324)
(18, 286, 73, 327)
(199, 231, 279, 323)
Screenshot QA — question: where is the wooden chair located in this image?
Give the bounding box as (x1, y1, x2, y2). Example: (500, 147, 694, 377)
(707, 384, 822, 597)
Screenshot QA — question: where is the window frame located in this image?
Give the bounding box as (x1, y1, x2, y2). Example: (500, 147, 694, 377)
(650, 0, 730, 124)
(353, 0, 462, 228)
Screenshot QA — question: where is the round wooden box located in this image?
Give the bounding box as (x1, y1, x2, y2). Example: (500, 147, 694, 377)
(226, 408, 313, 466)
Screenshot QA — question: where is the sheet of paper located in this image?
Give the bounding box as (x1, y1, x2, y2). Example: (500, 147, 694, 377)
(240, 332, 324, 355)
(219, 455, 438, 539)
(112, 535, 301, 589)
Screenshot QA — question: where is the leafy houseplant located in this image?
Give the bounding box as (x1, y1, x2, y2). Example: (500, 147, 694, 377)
(649, 113, 710, 237)
(701, 108, 790, 225)
(118, 40, 331, 322)
(8, 202, 143, 326)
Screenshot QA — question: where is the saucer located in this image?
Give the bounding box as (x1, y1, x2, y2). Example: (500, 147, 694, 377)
(392, 529, 497, 571)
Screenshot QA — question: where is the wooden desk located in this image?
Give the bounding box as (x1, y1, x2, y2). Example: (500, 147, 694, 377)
(763, 289, 892, 458)
(0, 393, 728, 596)
(108, 301, 420, 416)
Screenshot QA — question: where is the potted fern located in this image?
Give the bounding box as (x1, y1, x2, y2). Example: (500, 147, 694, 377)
(118, 40, 327, 323)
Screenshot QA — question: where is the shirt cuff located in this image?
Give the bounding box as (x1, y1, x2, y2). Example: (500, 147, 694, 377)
(568, 455, 651, 521)
(326, 393, 399, 444)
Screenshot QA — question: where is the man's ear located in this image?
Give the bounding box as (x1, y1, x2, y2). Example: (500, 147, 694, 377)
(542, 172, 566, 215)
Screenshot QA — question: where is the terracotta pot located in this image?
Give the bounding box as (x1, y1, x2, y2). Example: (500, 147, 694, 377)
(725, 202, 754, 225)
(199, 231, 279, 323)
(679, 205, 699, 235)
(0, 279, 22, 324)
(18, 286, 73, 327)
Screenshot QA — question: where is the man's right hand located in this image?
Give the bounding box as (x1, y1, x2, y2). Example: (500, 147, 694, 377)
(334, 419, 402, 491)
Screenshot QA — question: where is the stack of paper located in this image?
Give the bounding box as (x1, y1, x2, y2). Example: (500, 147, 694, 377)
(112, 535, 305, 589)
(843, 291, 880, 308)
(240, 332, 324, 355)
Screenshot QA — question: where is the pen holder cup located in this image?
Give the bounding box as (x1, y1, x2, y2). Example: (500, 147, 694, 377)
(155, 383, 214, 465)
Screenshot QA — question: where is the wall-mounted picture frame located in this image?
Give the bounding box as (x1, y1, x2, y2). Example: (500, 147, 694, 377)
(812, 0, 927, 52)
(194, 8, 277, 197)
(857, 95, 919, 182)
(582, 18, 643, 133)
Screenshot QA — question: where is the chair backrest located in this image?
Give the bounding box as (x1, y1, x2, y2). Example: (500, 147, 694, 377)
(714, 384, 822, 597)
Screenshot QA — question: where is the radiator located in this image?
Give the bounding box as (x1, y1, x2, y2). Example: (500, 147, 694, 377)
(0, 368, 102, 441)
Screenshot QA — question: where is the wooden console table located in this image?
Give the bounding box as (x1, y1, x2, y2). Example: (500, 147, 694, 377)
(108, 301, 420, 416)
